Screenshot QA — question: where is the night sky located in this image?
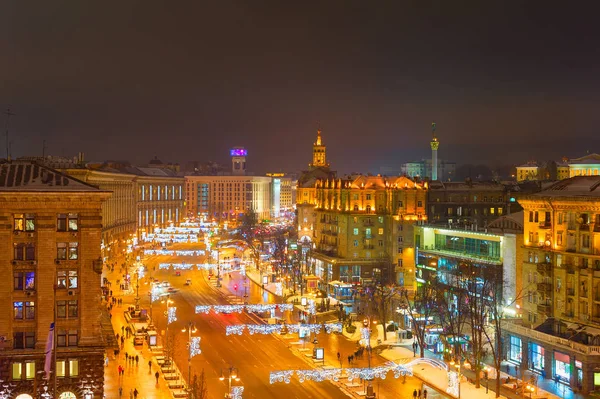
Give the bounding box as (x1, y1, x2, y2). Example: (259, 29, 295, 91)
(2, 1, 600, 174)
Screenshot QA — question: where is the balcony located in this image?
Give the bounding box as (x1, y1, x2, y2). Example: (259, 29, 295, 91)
(538, 221, 552, 229)
(537, 263, 552, 274)
(537, 283, 552, 292)
(502, 321, 600, 356)
(537, 303, 552, 315)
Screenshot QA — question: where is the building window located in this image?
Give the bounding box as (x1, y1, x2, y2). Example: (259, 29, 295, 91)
(398, 247, 403, 254)
(57, 213, 78, 232)
(14, 243, 35, 261)
(57, 300, 78, 319)
(417, 201, 423, 207)
(529, 232, 534, 243)
(366, 194, 371, 200)
(14, 214, 35, 231)
(398, 200, 403, 208)
(378, 240, 384, 247)
(490, 208, 495, 215)
(353, 228, 359, 235)
(582, 235, 590, 248)
(57, 243, 67, 260)
(13, 332, 35, 349)
(69, 360, 79, 377)
(498, 208, 503, 216)
(57, 270, 78, 289)
(365, 228, 372, 237)
(57, 330, 78, 347)
(398, 236, 403, 243)
(68, 242, 78, 260)
(13, 272, 35, 291)
(353, 240, 358, 247)
(56, 360, 66, 377)
(13, 301, 23, 319)
(12, 363, 22, 380)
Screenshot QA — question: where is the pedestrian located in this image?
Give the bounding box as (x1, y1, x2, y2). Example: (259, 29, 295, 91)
(133, 388, 138, 398)
(423, 389, 427, 399)
(125, 352, 128, 361)
(118, 365, 122, 375)
(148, 360, 152, 371)
(418, 389, 421, 398)
(119, 387, 122, 397)
(116, 333, 120, 341)
(135, 355, 139, 366)
(121, 336, 124, 346)
(121, 326, 125, 335)
(155, 371, 160, 384)
(413, 389, 417, 398)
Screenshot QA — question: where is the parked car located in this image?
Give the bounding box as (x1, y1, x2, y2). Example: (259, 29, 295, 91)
(161, 281, 170, 288)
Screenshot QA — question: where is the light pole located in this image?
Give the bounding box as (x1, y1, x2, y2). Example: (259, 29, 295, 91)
(219, 366, 240, 398)
(135, 267, 140, 309)
(162, 297, 175, 364)
(216, 243, 222, 288)
(182, 322, 200, 399)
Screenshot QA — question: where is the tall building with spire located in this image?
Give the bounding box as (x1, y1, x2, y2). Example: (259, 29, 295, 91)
(430, 122, 439, 181)
(310, 130, 329, 169)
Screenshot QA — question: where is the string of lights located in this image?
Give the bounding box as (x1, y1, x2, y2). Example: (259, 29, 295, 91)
(167, 307, 177, 324)
(189, 336, 201, 358)
(195, 303, 294, 314)
(270, 362, 413, 385)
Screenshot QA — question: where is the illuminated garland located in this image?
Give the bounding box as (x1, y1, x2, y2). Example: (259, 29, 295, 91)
(287, 324, 322, 334)
(307, 299, 316, 315)
(159, 263, 216, 270)
(270, 362, 413, 385)
(226, 325, 245, 336)
(447, 371, 459, 397)
(230, 386, 244, 399)
(167, 307, 177, 324)
(189, 336, 201, 358)
(150, 286, 161, 303)
(195, 305, 212, 314)
(247, 325, 282, 335)
(213, 305, 244, 314)
(144, 249, 206, 256)
(324, 323, 343, 334)
(275, 282, 283, 296)
(195, 303, 294, 314)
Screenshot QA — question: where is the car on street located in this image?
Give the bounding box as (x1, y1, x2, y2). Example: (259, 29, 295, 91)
(161, 281, 170, 287)
(167, 287, 179, 293)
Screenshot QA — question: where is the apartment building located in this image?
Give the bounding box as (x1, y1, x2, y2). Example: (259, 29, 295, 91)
(0, 161, 111, 398)
(504, 176, 600, 394)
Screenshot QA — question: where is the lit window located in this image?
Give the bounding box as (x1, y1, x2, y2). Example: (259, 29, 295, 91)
(57, 243, 67, 260)
(417, 201, 423, 207)
(57, 271, 67, 289)
(353, 228, 359, 235)
(68, 271, 78, 288)
(69, 359, 79, 376)
(56, 360, 66, 377)
(68, 243, 78, 260)
(13, 302, 23, 319)
(12, 363, 22, 380)
(25, 362, 35, 379)
(14, 214, 24, 231)
(378, 228, 384, 235)
(67, 214, 78, 231)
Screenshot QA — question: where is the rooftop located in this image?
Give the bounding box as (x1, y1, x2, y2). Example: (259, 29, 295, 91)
(0, 161, 101, 192)
(530, 176, 600, 198)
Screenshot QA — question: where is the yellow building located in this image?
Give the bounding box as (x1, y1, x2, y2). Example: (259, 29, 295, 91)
(0, 161, 112, 398)
(504, 176, 600, 394)
(516, 162, 539, 182)
(568, 153, 600, 177)
(308, 175, 427, 292)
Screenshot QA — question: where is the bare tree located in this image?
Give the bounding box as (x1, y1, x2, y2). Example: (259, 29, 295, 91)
(192, 368, 208, 399)
(369, 284, 400, 342)
(237, 210, 262, 270)
(436, 282, 469, 361)
(400, 281, 438, 358)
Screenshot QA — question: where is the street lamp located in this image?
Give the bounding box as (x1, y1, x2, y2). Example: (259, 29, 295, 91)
(219, 366, 240, 398)
(182, 322, 200, 399)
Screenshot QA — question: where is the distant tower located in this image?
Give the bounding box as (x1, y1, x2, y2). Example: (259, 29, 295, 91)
(430, 122, 439, 181)
(230, 147, 247, 175)
(310, 130, 329, 168)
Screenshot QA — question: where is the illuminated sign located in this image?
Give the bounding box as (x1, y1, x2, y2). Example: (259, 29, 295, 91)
(230, 148, 248, 157)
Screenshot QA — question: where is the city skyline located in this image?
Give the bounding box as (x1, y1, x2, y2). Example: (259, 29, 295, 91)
(3, 2, 600, 173)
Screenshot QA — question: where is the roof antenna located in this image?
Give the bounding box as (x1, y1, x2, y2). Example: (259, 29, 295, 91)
(4, 108, 16, 161)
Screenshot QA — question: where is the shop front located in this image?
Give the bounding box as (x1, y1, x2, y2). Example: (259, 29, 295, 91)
(508, 335, 523, 365)
(529, 342, 545, 374)
(554, 351, 571, 384)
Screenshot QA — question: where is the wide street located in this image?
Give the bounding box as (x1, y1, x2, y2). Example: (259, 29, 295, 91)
(134, 241, 436, 398)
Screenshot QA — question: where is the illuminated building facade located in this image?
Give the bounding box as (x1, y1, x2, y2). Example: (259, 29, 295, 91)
(0, 161, 111, 399)
(427, 180, 524, 229)
(297, 130, 336, 245)
(401, 159, 456, 182)
(62, 167, 184, 242)
(308, 175, 427, 291)
(185, 175, 272, 221)
(568, 153, 600, 177)
(267, 173, 294, 218)
(503, 177, 600, 394)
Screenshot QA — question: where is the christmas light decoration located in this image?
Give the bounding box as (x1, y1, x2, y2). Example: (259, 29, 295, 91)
(307, 299, 316, 315)
(286, 324, 322, 334)
(324, 323, 343, 334)
(230, 386, 244, 399)
(447, 371, 459, 397)
(213, 305, 244, 314)
(226, 325, 245, 336)
(247, 324, 282, 335)
(275, 282, 283, 296)
(296, 368, 342, 383)
(269, 370, 294, 384)
(195, 305, 212, 314)
(189, 336, 201, 358)
(150, 286, 161, 303)
(167, 307, 177, 324)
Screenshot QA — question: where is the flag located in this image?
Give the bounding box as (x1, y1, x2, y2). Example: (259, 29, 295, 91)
(44, 322, 54, 379)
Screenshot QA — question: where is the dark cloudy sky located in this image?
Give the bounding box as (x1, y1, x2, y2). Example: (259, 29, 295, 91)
(2, 1, 600, 174)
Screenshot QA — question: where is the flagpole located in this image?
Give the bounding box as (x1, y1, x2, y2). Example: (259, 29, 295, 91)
(53, 284, 57, 398)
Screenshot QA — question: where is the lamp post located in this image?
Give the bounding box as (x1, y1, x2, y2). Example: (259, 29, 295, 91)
(162, 297, 175, 363)
(450, 359, 462, 399)
(219, 366, 240, 398)
(182, 322, 200, 399)
(135, 267, 140, 309)
(216, 243, 222, 288)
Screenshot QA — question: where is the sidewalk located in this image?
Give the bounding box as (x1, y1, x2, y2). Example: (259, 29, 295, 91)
(103, 259, 182, 399)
